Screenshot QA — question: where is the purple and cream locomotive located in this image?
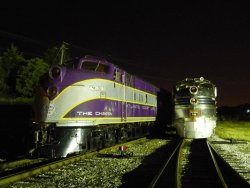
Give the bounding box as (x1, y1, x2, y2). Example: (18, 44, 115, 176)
(32, 55, 159, 158)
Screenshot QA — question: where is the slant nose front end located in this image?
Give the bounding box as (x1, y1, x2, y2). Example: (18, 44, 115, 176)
(33, 66, 64, 123)
(47, 66, 63, 100)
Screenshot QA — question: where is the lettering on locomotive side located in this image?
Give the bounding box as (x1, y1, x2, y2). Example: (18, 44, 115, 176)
(129, 104, 140, 109)
(76, 111, 112, 116)
(76, 111, 93, 116)
(95, 111, 112, 116)
(89, 85, 105, 91)
(142, 106, 149, 110)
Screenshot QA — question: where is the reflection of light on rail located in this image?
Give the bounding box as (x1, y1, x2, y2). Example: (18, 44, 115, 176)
(64, 129, 82, 156)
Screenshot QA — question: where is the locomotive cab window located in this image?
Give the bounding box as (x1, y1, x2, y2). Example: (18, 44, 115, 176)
(199, 83, 215, 97)
(81, 61, 110, 73)
(174, 88, 190, 98)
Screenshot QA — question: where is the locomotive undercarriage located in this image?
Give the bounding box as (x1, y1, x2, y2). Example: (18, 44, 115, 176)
(30, 122, 152, 158)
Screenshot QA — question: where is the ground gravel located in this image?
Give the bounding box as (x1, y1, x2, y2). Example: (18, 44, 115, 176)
(209, 134, 250, 184)
(5, 139, 169, 188)
(4, 135, 250, 187)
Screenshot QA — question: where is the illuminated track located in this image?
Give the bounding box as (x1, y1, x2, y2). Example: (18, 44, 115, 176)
(2, 138, 248, 187)
(0, 137, 147, 187)
(148, 139, 249, 187)
(208, 138, 250, 184)
(148, 139, 183, 187)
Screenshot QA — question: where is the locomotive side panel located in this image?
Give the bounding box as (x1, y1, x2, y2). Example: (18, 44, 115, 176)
(50, 79, 124, 126)
(45, 78, 158, 126)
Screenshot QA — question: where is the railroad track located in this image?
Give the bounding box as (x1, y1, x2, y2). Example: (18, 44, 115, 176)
(0, 153, 97, 187)
(149, 139, 249, 187)
(2, 137, 248, 187)
(209, 137, 250, 184)
(120, 137, 182, 187)
(0, 158, 44, 172)
(0, 137, 148, 187)
(0, 158, 49, 179)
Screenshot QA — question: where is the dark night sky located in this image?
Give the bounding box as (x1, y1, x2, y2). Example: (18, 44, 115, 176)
(1, 1, 250, 107)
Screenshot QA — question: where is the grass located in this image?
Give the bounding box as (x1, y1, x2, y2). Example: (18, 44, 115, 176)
(215, 121, 250, 142)
(0, 97, 33, 105)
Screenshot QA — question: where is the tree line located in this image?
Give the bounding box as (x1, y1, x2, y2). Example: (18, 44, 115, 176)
(0, 44, 67, 101)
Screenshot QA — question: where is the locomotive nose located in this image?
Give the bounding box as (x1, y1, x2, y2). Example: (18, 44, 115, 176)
(47, 66, 62, 100)
(47, 86, 58, 100)
(49, 66, 61, 79)
(190, 86, 198, 94)
(33, 87, 50, 122)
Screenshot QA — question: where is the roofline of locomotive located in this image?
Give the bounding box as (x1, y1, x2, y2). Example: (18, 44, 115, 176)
(51, 55, 160, 94)
(79, 55, 158, 89)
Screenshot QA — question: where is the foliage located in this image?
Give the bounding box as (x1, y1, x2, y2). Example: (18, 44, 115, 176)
(0, 45, 25, 97)
(215, 121, 250, 141)
(0, 97, 33, 104)
(0, 64, 5, 95)
(43, 46, 61, 66)
(0, 43, 69, 100)
(16, 58, 49, 97)
(43, 43, 71, 67)
(217, 105, 250, 121)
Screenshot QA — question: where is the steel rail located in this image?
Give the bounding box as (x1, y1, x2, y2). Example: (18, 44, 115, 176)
(148, 139, 183, 188)
(0, 158, 45, 171)
(0, 137, 146, 187)
(0, 151, 97, 187)
(207, 141, 228, 188)
(208, 141, 250, 187)
(175, 139, 185, 188)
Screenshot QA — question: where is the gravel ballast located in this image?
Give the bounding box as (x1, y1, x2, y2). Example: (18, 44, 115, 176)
(5, 139, 170, 188)
(4, 135, 250, 187)
(209, 135, 250, 184)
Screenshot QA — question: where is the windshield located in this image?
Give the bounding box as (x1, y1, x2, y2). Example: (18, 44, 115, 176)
(81, 61, 110, 73)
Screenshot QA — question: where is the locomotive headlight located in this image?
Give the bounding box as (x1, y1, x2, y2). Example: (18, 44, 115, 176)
(49, 66, 61, 79)
(47, 86, 58, 99)
(189, 86, 198, 94)
(190, 97, 198, 105)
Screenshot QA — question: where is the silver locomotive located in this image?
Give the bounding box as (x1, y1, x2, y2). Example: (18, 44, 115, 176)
(173, 77, 217, 138)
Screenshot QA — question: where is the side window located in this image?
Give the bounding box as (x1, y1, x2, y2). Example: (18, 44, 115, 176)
(125, 74, 134, 87)
(81, 61, 97, 71)
(81, 61, 109, 73)
(139, 94, 143, 102)
(96, 64, 109, 73)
